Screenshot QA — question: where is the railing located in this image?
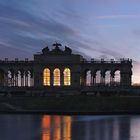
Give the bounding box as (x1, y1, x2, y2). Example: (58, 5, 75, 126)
(0, 58, 132, 64)
(81, 58, 132, 64)
(0, 58, 34, 63)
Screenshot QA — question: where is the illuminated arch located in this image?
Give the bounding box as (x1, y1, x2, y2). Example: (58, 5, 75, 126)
(53, 68, 60, 86)
(114, 70, 120, 86)
(64, 68, 71, 86)
(95, 70, 101, 84)
(85, 70, 92, 86)
(105, 70, 111, 85)
(43, 68, 50, 86)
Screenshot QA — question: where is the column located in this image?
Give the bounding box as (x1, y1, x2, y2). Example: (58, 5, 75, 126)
(61, 70, 64, 86)
(11, 72, 14, 86)
(30, 72, 34, 87)
(120, 72, 132, 86)
(4, 72, 8, 86)
(110, 72, 115, 86)
(84, 72, 86, 86)
(25, 71, 28, 86)
(21, 72, 24, 87)
(40, 71, 43, 87)
(15, 72, 18, 86)
(101, 72, 105, 85)
(50, 70, 53, 86)
(91, 72, 96, 86)
(80, 72, 85, 86)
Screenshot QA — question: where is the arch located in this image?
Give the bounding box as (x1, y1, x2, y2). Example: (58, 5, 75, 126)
(85, 70, 92, 86)
(114, 70, 120, 85)
(27, 70, 31, 87)
(7, 69, 14, 86)
(43, 68, 50, 86)
(105, 70, 111, 85)
(64, 68, 71, 86)
(19, 69, 25, 87)
(17, 70, 21, 87)
(95, 70, 101, 84)
(29, 69, 34, 86)
(53, 68, 60, 86)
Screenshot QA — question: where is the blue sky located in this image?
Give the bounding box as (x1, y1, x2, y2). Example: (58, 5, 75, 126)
(0, 0, 140, 83)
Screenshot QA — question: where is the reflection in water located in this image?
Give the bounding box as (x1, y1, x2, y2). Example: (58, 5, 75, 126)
(71, 116, 131, 140)
(130, 116, 140, 140)
(42, 115, 71, 140)
(0, 115, 140, 140)
(42, 116, 51, 140)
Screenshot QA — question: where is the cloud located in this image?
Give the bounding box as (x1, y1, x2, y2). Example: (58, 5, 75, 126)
(95, 24, 120, 28)
(0, 0, 126, 61)
(0, 43, 32, 59)
(0, 3, 80, 57)
(0, 17, 29, 27)
(0, 0, 139, 84)
(133, 30, 140, 37)
(95, 14, 140, 19)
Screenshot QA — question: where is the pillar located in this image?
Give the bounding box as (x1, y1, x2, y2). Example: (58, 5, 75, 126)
(61, 70, 64, 86)
(11, 72, 14, 86)
(91, 72, 96, 86)
(80, 72, 85, 86)
(30, 71, 34, 87)
(84, 72, 87, 86)
(110, 72, 115, 86)
(50, 70, 53, 86)
(101, 72, 105, 85)
(25, 71, 28, 86)
(21, 72, 24, 87)
(4, 72, 8, 86)
(72, 71, 81, 88)
(40, 71, 43, 87)
(15, 72, 18, 86)
(120, 72, 132, 86)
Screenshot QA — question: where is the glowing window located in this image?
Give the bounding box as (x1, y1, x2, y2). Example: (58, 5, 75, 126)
(64, 68, 71, 86)
(53, 68, 60, 86)
(43, 68, 50, 86)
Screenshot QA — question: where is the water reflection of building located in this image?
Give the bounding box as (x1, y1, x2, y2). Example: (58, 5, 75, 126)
(0, 42, 132, 93)
(118, 117, 130, 140)
(71, 116, 131, 140)
(130, 116, 140, 140)
(42, 115, 71, 140)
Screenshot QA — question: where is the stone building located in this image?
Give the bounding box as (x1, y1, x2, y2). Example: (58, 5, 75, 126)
(0, 42, 132, 92)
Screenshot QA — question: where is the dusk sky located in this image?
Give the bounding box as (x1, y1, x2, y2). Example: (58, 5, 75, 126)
(0, 0, 140, 83)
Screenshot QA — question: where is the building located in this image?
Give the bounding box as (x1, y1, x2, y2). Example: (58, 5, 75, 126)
(0, 42, 132, 94)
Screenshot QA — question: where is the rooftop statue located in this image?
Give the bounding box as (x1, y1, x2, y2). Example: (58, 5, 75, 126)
(41, 42, 72, 55)
(52, 42, 63, 54)
(64, 46, 72, 54)
(42, 46, 50, 54)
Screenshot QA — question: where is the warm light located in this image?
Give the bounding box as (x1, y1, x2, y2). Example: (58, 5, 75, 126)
(42, 115, 51, 140)
(64, 68, 71, 86)
(53, 68, 60, 86)
(43, 68, 50, 86)
(41, 115, 72, 140)
(53, 116, 61, 140)
(63, 116, 72, 140)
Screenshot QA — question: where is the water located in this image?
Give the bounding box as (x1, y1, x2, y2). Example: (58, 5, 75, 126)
(0, 115, 140, 140)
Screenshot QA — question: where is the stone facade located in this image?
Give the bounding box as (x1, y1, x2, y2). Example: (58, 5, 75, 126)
(0, 43, 132, 89)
